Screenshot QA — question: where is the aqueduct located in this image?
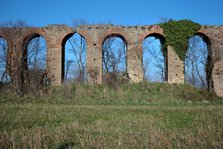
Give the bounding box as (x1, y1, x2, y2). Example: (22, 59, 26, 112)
(0, 24, 223, 97)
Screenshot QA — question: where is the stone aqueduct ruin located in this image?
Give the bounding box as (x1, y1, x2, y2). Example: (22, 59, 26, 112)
(0, 24, 223, 97)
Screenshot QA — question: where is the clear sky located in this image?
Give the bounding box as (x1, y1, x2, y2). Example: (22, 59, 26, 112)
(0, 0, 222, 26)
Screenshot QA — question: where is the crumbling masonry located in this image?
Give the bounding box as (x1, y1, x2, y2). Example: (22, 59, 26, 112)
(0, 24, 223, 97)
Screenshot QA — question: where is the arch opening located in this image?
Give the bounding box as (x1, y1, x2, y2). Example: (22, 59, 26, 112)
(62, 32, 87, 83)
(102, 34, 128, 85)
(0, 37, 10, 84)
(184, 34, 210, 88)
(142, 34, 167, 82)
(22, 34, 48, 93)
(26, 35, 47, 71)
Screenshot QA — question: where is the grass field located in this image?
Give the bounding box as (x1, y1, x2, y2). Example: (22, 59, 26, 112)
(0, 83, 223, 148)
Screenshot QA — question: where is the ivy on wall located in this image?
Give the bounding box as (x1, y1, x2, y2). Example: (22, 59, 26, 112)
(159, 20, 201, 60)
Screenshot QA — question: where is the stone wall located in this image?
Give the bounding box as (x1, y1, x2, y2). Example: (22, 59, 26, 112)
(0, 24, 222, 97)
(167, 46, 184, 84)
(198, 26, 223, 97)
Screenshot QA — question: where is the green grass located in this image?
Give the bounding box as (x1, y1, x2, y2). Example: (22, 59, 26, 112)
(1, 82, 222, 105)
(0, 83, 223, 148)
(0, 104, 222, 148)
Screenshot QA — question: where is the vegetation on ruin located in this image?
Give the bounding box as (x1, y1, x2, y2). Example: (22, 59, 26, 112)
(0, 82, 223, 148)
(159, 20, 201, 60)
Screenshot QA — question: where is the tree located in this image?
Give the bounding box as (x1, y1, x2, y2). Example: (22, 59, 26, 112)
(0, 37, 10, 84)
(72, 18, 88, 27)
(63, 18, 87, 83)
(64, 34, 86, 83)
(185, 35, 208, 88)
(68, 35, 86, 82)
(24, 36, 47, 95)
(143, 36, 166, 82)
(27, 37, 46, 71)
(0, 20, 28, 96)
(159, 17, 171, 23)
(102, 36, 128, 85)
(0, 20, 47, 96)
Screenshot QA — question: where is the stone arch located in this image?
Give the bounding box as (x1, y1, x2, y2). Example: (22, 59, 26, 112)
(61, 31, 88, 82)
(101, 32, 128, 85)
(195, 29, 212, 59)
(0, 33, 9, 50)
(0, 34, 10, 50)
(192, 32, 211, 62)
(195, 32, 210, 45)
(139, 26, 166, 69)
(22, 28, 48, 47)
(22, 32, 47, 71)
(140, 32, 166, 62)
(101, 33, 128, 50)
(22, 30, 48, 68)
(196, 27, 223, 97)
(185, 32, 212, 89)
(20, 32, 48, 93)
(22, 32, 47, 67)
(95, 28, 131, 83)
(61, 31, 88, 48)
(0, 30, 12, 49)
(22, 33, 47, 50)
(98, 27, 132, 50)
(142, 33, 166, 45)
(184, 31, 211, 89)
(142, 33, 167, 82)
(60, 28, 92, 49)
(139, 25, 164, 44)
(103, 33, 127, 43)
(0, 34, 9, 43)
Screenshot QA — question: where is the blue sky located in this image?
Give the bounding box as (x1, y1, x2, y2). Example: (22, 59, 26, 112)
(0, 0, 223, 26)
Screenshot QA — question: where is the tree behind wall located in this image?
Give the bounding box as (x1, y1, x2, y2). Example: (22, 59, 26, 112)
(0, 20, 47, 96)
(185, 35, 208, 88)
(24, 36, 47, 95)
(143, 37, 166, 82)
(102, 36, 128, 86)
(65, 34, 87, 83)
(63, 19, 87, 83)
(0, 38, 10, 84)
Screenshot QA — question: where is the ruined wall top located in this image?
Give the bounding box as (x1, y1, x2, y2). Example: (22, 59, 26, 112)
(1, 24, 223, 44)
(0, 24, 223, 57)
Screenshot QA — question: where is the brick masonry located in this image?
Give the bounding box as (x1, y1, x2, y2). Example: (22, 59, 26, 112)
(0, 24, 222, 97)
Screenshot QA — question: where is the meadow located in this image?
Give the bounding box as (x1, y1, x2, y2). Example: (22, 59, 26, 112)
(0, 82, 222, 148)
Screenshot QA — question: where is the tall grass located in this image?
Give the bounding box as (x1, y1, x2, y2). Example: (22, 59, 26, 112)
(0, 82, 222, 148)
(0, 82, 222, 105)
(0, 105, 222, 148)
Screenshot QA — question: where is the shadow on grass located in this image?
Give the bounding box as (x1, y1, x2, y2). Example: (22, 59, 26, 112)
(57, 141, 79, 149)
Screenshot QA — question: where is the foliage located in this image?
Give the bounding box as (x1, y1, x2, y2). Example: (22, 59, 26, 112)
(159, 20, 201, 60)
